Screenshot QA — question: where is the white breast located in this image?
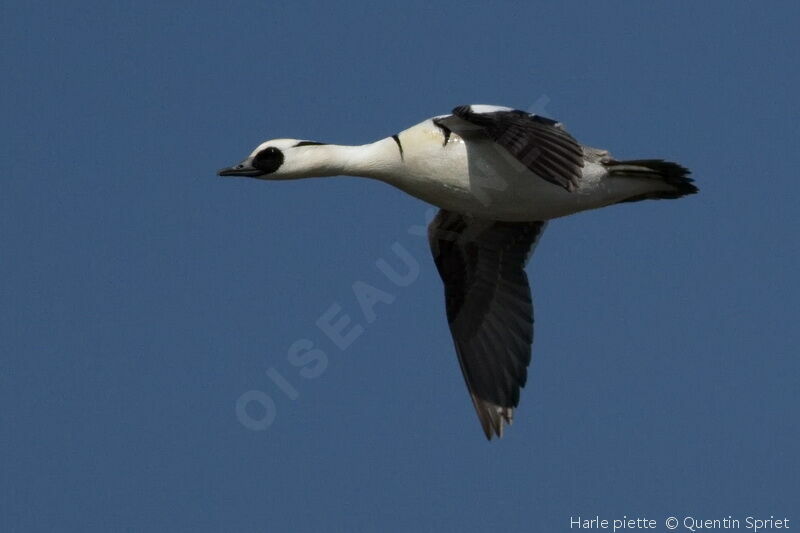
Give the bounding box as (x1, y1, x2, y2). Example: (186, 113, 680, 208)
(372, 120, 575, 220)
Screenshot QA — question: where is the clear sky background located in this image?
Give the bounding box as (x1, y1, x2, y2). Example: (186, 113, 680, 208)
(2, 1, 799, 531)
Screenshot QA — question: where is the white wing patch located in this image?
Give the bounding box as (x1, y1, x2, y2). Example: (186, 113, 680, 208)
(468, 104, 515, 114)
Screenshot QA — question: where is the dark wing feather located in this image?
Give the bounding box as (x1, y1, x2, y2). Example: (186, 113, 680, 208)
(450, 105, 584, 192)
(428, 209, 547, 439)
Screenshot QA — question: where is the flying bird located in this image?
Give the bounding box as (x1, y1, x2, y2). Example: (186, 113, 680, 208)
(218, 104, 697, 439)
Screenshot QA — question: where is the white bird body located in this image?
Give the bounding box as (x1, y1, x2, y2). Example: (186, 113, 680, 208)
(247, 116, 677, 222)
(219, 104, 697, 439)
(369, 118, 671, 221)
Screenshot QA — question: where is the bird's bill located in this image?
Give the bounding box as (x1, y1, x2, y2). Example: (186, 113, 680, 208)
(217, 160, 262, 177)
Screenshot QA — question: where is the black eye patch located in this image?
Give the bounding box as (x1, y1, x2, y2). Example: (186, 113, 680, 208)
(252, 146, 284, 174)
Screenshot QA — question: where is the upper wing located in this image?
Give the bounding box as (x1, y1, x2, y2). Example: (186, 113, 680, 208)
(438, 104, 584, 192)
(428, 209, 547, 439)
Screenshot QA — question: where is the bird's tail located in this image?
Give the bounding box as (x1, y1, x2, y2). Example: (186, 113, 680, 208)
(606, 159, 698, 203)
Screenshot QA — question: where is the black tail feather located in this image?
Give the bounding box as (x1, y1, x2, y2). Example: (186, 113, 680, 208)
(605, 159, 698, 203)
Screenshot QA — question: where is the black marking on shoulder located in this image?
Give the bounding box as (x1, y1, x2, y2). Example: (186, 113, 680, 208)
(293, 141, 327, 147)
(433, 118, 452, 147)
(391, 134, 404, 159)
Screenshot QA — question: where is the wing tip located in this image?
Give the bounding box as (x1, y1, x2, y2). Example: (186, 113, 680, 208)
(472, 394, 514, 441)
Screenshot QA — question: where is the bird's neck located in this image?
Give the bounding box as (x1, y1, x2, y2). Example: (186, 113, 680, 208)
(289, 138, 401, 180)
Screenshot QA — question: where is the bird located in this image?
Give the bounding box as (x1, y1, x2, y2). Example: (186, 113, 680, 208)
(218, 104, 697, 439)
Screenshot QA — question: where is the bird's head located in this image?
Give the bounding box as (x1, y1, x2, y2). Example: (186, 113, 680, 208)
(217, 139, 329, 180)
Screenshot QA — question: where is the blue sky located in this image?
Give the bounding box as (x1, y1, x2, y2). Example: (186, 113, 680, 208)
(2, 1, 798, 531)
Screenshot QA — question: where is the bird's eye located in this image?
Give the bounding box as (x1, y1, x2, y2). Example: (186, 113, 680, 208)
(252, 147, 284, 174)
